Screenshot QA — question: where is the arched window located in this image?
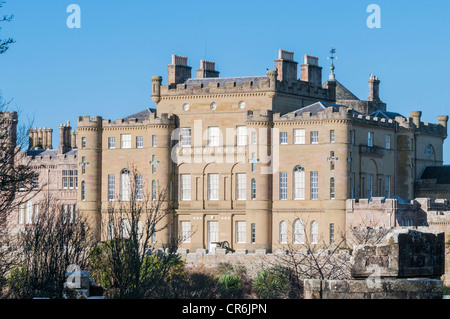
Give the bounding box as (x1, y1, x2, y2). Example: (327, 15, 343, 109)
(107, 220, 115, 240)
(251, 178, 256, 200)
(330, 177, 335, 199)
(279, 221, 287, 244)
(293, 166, 305, 200)
(426, 144, 432, 156)
(120, 218, 131, 238)
(311, 221, 318, 244)
(120, 169, 131, 201)
(293, 219, 305, 244)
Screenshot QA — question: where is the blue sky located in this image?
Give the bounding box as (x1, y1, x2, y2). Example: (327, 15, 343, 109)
(0, 0, 450, 161)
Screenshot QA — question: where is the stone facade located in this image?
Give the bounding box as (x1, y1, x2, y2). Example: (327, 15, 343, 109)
(74, 49, 448, 253)
(304, 229, 445, 299)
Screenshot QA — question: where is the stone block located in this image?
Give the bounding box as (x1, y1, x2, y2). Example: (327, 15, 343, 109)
(177, 248, 189, 255)
(235, 249, 248, 254)
(215, 248, 227, 255)
(196, 249, 208, 255)
(255, 249, 268, 255)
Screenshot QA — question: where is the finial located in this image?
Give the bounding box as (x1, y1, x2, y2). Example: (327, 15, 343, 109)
(327, 47, 337, 81)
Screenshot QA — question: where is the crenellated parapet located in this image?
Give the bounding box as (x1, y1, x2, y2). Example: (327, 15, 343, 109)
(101, 112, 176, 130)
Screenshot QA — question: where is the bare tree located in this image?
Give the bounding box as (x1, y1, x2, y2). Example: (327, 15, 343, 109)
(5, 196, 92, 299)
(0, 1, 14, 55)
(88, 165, 182, 299)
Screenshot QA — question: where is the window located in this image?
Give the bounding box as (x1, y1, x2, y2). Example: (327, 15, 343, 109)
(236, 221, 246, 243)
(385, 175, 391, 198)
(81, 137, 86, 149)
(136, 174, 143, 201)
(108, 137, 116, 149)
(25, 201, 32, 225)
(310, 131, 319, 144)
(107, 220, 115, 240)
(426, 144, 432, 156)
(368, 132, 374, 147)
(236, 173, 246, 200)
(251, 223, 256, 244)
(293, 219, 305, 244)
(81, 181, 86, 201)
(330, 130, 335, 143)
(385, 135, 391, 150)
(330, 223, 335, 244)
(180, 128, 191, 147)
(293, 166, 305, 200)
(251, 178, 256, 200)
(367, 174, 373, 199)
(121, 134, 131, 149)
(350, 129, 355, 145)
(120, 169, 131, 201)
(311, 221, 318, 244)
(208, 127, 220, 147)
(62, 170, 68, 189)
(280, 132, 288, 144)
(330, 177, 335, 199)
(18, 204, 24, 224)
(152, 180, 156, 200)
(151, 155, 158, 174)
(152, 135, 157, 147)
(180, 174, 191, 201)
(310, 171, 319, 200)
(62, 170, 77, 189)
(279, 221, 287, 244)
(330, 151, 335, 171)
(108, 174, 115, 201)
(251, 131, 257, 145)
(208, 174, 219, 200)
(279, 172, 288, 200)
(236, 126, 247, 146)
(180, 221, 191, 243)
(136, 136, 144, 148)
(351, 172, 355, 199)
(294, 129, 305, 144)
(120, 219, 131, 238)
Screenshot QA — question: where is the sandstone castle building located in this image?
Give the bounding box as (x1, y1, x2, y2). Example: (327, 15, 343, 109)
(7, 49, 450, 254)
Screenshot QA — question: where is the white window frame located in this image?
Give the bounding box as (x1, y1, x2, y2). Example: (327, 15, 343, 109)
(152, 135, 157, 147)
(330, 177, 335, 199)
(108, 137, 116, 149)
(294, 129, 305, 145)
(236, 173, 246, 200)
(293, 219, 305, 244)
(279, 221, 287, 244)
(236, 221, 246, 243)
(121, 134, 131, 149)
(293, 166, 305, 200)
(180, 221, 191, 243)
(279, 172, 288, 200)
(180, 174, 191, 201)
(311, 221, 318, 244)
(208, 174, 219, 201)
(136, 136, 144, 149)
(310, 131, 319, 144)
(310, 171, 319, 200)
(180, 128, 191, 147)
(136, 174, 143, 201)
(108, 174, 115, 201)
(236, 126, 247, 146)
(208, 127, 220, 147)
(251, 178, 256, 200)
(280, 132, 288, 145)
(120, 169, 131, 201)
(330, 130, 335, 143)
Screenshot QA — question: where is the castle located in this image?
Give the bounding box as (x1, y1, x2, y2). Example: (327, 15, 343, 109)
(6, 49, 450, 255)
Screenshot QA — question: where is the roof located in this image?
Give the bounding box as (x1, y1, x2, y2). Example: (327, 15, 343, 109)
(284, 101, 363, 117)
(369, 110, 404, 120)
(419, 166, 450, 184)
(123, 108, 156, 121)
(181, 76, 268, 88)
(323, 79, 359, 100)
(26, 148, 78, 157)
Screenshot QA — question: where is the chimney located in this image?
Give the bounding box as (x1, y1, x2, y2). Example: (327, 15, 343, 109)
(274, 49, 298, 82)
(368, 74, 380, 101)
(301, 55, 322, 87)
(46, 128, 53, 149)
(58, 123, 71, 154)
(168, 54, 192, 88)
(71, 130, 77, 149)
(410, 111, 422, 128)
(196, 60, 220, 79)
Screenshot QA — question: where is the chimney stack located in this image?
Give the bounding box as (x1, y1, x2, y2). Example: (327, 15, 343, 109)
(196, 60, 220, 79)
(410, 111, 422, 128)
(58, 122, 72, 154)
(368, 74, 380, 101)
(168, 54, 192, 88)
(301, 55, 322, 87)
(275, 49, 298, 82)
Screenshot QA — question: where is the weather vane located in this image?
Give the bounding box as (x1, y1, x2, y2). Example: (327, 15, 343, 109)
(327, 47, 337, 80)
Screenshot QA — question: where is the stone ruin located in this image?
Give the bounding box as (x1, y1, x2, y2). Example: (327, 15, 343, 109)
(304, 228, 446, 299)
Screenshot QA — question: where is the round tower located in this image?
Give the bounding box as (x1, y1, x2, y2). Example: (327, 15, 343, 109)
(77, 115, 103, 242)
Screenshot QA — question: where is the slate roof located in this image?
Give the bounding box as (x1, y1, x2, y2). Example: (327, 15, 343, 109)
(418, 165, 450, 184)
(181, 76, 268, 88)
(322, 79, 359, 101)
(284, 101, 364, 117)
(369, 110, 405, 120)
(26, 148, 78, 157)
(123, 108, 156, 121)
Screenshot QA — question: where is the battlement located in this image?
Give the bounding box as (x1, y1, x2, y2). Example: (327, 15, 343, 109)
(102, 112, 175, 128)
(172, 54, 188, 66)
(246, 109, 273, 124)
(0, 110, 18, 121)
(78, 116, 103, 127)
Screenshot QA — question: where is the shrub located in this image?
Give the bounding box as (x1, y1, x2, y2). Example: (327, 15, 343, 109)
(217, 273, 243, 299)
(252, 266, 290, 299)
